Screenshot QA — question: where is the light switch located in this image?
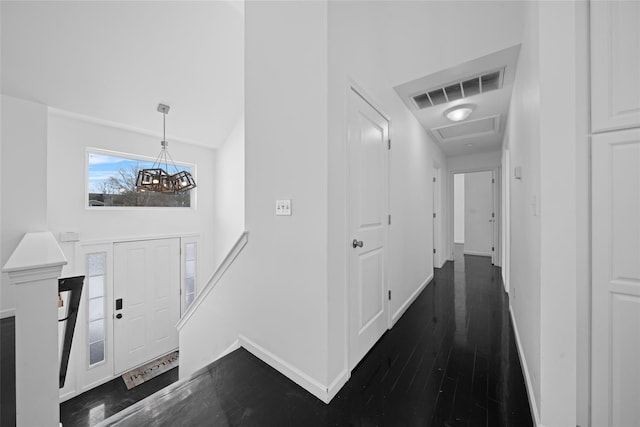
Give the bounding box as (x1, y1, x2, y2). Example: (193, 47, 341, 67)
(276, 199, 292, 216)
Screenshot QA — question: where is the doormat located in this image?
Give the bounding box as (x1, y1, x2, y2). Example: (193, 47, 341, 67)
(121, 351, 179, 390)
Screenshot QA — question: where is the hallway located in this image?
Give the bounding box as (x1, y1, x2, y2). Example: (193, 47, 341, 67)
(95, 251, 532, 426)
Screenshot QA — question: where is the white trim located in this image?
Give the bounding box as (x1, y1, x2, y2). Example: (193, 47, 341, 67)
(177, 231, 249, 330)
(84, 147, 197, 211)
(510, 306, 543, 427)
(76, 232, 200, 247)
(347, 78, 392, 122)
(239, 334, 330, 403)
(0, 308, 15, 319)
(392, 273, 434, 325)
(49, 107, 213, 149)
(463, 250, 492, 257)
(447, 167, 501, 262)
(217, 339, 241, 360)
(345, 81, 393, 369)
(327, 369, 350, 402)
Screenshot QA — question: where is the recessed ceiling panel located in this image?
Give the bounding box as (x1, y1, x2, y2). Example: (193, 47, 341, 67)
(433, 115, 500, 142)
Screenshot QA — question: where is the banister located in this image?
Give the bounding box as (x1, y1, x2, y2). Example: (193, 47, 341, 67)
(176, 231, 248, 330)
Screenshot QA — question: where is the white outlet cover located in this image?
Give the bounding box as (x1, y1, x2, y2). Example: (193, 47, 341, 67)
(276, 199, 292, 216)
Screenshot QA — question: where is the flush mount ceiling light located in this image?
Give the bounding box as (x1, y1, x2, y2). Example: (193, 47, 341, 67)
(444, 104, 475, 122)
(136, 104, 197, 193)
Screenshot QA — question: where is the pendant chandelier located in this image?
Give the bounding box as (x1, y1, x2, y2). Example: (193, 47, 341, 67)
(136, 104, 197, 193)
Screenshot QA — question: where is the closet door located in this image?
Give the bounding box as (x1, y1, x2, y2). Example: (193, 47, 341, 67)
(591, 1, 640, 133)
(591, 128, 640, 427)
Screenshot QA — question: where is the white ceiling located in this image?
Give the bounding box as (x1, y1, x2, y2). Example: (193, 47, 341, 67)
(1, 1, 244, 149)
(394, 45, 521, 157)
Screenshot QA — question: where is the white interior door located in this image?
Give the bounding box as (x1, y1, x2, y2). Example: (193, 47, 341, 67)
(114, 238, 180, 374)
(592, 128, 640, 426)
(348, 88, 389, 370)
(463, 171, 494, 257)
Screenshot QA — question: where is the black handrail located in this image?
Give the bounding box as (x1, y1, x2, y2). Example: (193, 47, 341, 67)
(58, 275, 84, 388)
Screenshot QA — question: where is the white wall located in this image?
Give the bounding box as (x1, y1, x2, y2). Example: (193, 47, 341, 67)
(454, 174, 465, 244)
(181, 0, 528, 404)
(242, 0, 330, 394)
(213, 115, 245, 267)
(505, 2, 582, 425)
(464, 171, 493, 256)
(501, 145, 511, 293)
(327, 1, 449, 389)
(538, 2, 577, 425)
(448, 150, 501, 172)
(46, 112, 216, 280)
(1, 95, 49, 317)
(574, 2, 591, 425)
(504, 0, 542, 419)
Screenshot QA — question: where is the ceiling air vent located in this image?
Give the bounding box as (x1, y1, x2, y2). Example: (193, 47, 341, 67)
(411, 68, 505, 110)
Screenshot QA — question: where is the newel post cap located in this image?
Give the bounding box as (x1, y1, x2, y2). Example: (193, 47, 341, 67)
(2, 232, 67, 284)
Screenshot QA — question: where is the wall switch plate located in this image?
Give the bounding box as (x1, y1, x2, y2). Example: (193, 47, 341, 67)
(514, 166, 522, 180)
(276, 199, 292, 216)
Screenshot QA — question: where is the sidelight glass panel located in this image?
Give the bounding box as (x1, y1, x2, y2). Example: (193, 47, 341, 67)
(89, 320, 105, 343)
(88, 299, 104, 321)
(89, 276, 104, 299)
(183, 243, 197, 311)
(89, 341, 105, 366)
(87, 252, 106, 367)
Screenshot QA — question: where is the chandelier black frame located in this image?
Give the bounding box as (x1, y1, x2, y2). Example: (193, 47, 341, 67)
(136, 104, 197, 193)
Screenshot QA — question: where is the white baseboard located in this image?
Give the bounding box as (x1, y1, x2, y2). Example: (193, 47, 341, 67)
(392, 273, 433, 325)
(463, 250, 492, 257)
(0, 308, 15, 319)
(217, 339, 240, 360)
(509, 306, 542, 427)
(238, 334, 330, 403)
(327, 369, 349, 402)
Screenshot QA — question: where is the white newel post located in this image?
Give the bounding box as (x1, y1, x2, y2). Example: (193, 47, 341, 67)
(2, 232, 67, 427)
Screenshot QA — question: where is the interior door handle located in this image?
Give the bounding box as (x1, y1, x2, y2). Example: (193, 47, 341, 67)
(116, 313, 123, 319)
(352, 239, 364, 248)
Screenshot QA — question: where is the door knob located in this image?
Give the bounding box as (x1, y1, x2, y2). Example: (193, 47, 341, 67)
(116, 313, 123, 319)
(352, 239, 364, 248)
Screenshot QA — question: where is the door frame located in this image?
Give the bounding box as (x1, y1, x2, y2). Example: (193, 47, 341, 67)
(447, 166, 501, 265)
(345, 80, 392, 371)
(61, 233, 195, 403)
(433, 162, 443, 268)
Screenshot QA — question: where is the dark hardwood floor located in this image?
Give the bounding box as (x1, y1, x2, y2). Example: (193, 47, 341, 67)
(3, 248, 533, 426)
(1, 316, 16, 427)
(96, 250, 533, 426)
(60, 366, 179, 427)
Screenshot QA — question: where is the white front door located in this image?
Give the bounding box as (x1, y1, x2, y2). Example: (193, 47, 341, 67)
(592, 128, 640, 426)
(113, 238, 180, 374)
(348, 88, 389, 370)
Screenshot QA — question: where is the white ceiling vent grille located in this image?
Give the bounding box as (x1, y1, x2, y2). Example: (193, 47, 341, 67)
(411, 68, 504, 110)
(432, 115, 500, 142)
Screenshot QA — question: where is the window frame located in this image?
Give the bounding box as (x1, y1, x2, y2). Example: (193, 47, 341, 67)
(85, 148, 197, 210)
